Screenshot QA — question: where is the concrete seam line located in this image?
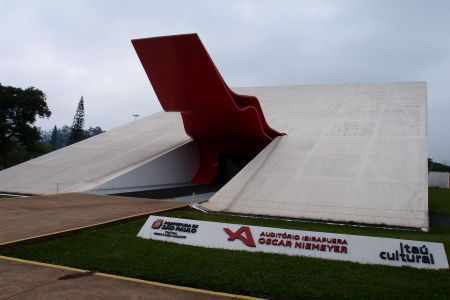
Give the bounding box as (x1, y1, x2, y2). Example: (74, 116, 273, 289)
(0, 256, 264, 300)
(0, 203, 190, 247)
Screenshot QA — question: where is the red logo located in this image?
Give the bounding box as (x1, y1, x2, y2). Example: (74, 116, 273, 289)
(223, 226, 256, 247)
(152, 219, 164, 229)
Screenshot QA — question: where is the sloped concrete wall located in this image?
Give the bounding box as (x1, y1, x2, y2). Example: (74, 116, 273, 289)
(204, 82, 428, 229)
(0, 112, 191, 195)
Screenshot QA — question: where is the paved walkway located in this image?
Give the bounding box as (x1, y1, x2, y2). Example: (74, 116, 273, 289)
(0, 257, 254, 300)
(0, 193, 188, 245)
(0, 194, 260, 299)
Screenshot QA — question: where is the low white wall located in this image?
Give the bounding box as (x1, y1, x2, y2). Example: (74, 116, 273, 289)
(428, 172, 449, 188)
(90, 141, 199, 193)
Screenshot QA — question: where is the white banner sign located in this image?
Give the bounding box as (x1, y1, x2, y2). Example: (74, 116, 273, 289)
(138, 216, 449, 269)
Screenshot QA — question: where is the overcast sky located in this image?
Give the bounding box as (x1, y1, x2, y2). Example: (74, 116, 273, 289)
(1, 0, 449, 161)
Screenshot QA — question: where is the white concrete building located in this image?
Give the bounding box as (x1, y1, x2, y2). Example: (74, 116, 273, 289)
(0, 82, 428, 229)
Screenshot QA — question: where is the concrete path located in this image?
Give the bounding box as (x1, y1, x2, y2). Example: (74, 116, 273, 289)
(0, 193, 188, 245)
(0, 194, 261, 299)
(0, 256, 255, 300)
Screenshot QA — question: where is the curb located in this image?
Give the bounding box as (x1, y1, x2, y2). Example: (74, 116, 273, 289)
(0, 255, 264, 300)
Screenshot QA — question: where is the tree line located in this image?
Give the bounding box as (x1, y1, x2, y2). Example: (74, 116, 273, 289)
(40, 96, 103, 149)
(428, 159, 450, 173)
(41, 125, 103, 150)
(0, 83, 103, 170)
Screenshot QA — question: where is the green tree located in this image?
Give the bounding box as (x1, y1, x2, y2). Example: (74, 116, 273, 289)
(68, 96, 85, 145)
(85, 126, 104, 137)
(0, 83, 51, 169)
(42, 125, 104, 149)
(50, 125, 58, 148)
(57, 125, 71, 148)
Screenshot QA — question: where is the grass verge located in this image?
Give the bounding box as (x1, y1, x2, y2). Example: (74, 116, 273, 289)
(429, 187, 450, 215)
(0, 209, 449, 299)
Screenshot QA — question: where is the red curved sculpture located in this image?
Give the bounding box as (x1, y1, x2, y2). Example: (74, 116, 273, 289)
(132, 33, 284, 183)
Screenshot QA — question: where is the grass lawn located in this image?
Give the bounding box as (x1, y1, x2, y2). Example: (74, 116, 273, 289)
(429, 187, 450, 215)
(1, 209, 449, 299)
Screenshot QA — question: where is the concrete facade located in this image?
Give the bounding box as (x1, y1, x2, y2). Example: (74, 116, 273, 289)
(203, 82, 428, 229)
(429, 171, 449, 188)
(89, 141, 199, 195)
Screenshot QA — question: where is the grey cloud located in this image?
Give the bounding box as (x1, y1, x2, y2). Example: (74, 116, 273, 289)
(0, 0, 449, 160)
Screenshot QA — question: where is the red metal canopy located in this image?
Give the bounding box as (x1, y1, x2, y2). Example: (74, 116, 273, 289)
(132, 33, 284, 183)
